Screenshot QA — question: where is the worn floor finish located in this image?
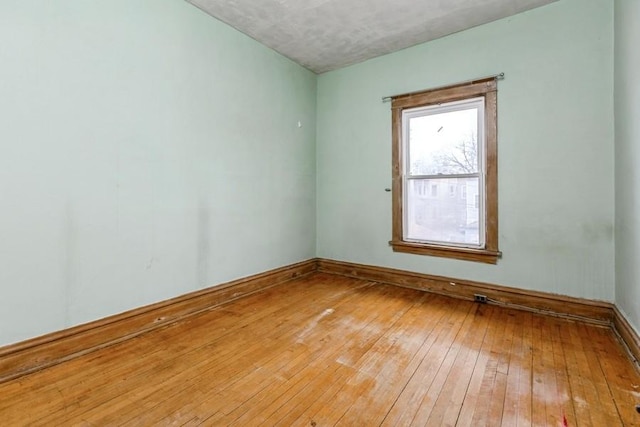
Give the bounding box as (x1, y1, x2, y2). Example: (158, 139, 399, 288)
(1, 273, 639, 426)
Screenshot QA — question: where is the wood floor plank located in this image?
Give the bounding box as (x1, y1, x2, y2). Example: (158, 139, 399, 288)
(331, 293, 452, 425)
(4, 275, 369, 425)
(529, 316, 544, 426)
(560, 319, 595, 427)
(379, 299, 477, 426)
(547, 317, 578, 427)
(0, 274, 341, 417)
(583, 324, 640, 426)
(500, 308, 528, 427)
(424, 303, 493, 426)
(377, 300, 470, 426)
(131, 283, 410, 425)
(273, 362, 357, 427)
(516, 311, 534, 427)
(573, 326, 618, 427)
(449, 305, 506, 426)
(208, 285, 422, 426)
(544, 316, 584, 427)
(484, 308, 517, 426)
(575, 322, 622, 427)
(0, 272, 638, 426)
(537, 315, 562, 426)
(99, 280, 379, 425)
(286, 286, 429, 426)
(247, 293, 437, 426)
(410, 331, 480, 425)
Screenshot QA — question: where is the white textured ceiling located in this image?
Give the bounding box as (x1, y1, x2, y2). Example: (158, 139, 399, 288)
(187, 0, 557, 74)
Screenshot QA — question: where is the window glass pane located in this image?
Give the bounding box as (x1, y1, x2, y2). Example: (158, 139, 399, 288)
(408, 108, 478, 175)
(406, 177, 481, 246)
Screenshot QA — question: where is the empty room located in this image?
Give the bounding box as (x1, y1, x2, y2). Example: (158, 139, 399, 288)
(1, 0, 639, 425)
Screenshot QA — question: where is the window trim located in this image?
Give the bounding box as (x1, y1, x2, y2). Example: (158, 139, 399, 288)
(389, 77, 500, 264)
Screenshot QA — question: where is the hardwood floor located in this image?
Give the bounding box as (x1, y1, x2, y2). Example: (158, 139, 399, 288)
(1, 273, 639, 426)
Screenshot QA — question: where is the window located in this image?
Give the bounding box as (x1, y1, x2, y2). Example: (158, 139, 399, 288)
(390, 77, 500, 264)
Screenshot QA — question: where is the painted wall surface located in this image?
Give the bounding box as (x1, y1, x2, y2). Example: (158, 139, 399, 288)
(615, 0, 640, 334)
(0, 0, 317, 346)
(316, 0, 615, 301)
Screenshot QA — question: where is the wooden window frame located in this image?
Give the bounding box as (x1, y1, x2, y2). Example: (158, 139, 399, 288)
(389, 77, 500, 264)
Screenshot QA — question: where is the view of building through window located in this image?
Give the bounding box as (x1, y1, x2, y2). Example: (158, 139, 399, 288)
(404, 99, 483, 246)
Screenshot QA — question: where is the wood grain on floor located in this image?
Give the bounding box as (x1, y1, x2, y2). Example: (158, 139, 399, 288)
(0, 273, 638, 426)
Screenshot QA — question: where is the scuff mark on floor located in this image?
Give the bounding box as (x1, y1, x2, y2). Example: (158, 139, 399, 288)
(296, 308, 335, 343)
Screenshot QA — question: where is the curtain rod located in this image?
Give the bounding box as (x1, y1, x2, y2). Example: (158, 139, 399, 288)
(381, 72, 505, 103)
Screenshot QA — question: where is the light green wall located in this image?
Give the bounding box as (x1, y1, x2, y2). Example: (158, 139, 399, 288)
(316, 0, 615, 301)
(615, 0, 640, 333)
(0, 0, 317, 346)
(0, 0, 628, 348)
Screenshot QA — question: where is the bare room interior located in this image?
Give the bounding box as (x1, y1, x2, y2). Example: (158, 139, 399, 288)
(1, 0, 639, 425)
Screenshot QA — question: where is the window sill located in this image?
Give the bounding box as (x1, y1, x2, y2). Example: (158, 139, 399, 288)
(389, 240, 501, 264)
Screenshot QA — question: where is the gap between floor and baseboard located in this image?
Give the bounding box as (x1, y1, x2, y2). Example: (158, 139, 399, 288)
(0, 259, 317, 384)
(612, 306, 640, 372)
(317, 259, 614, 325)
(0, 257, 638, 383)
(316, 258, 639, 373)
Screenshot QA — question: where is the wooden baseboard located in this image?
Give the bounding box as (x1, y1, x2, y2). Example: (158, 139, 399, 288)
(0, 259, 316, 384)
(3, 256, 635, 384)
(317, 258, 615, 325)
(612, 306, 640, 371)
